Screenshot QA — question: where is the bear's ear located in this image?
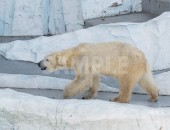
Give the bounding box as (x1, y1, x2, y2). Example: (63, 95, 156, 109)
(63, 57, 69, 65)
(54, 54, 59, 64)
(56, 56, 58, 61)
(57, 55, 68, 66)
(56, 56, 59, 62)
(66, 57, 73, 67)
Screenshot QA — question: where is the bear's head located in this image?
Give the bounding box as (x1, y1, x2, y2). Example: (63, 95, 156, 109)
(38, 51, 73, 72)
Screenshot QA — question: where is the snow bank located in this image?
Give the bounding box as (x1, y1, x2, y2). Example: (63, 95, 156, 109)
(0, 89, 169, 130)
(0, 71, 170, 95)
(0, 12, 170, 70)
(0, 73, 118, 92)
(154, 71, 170, 96)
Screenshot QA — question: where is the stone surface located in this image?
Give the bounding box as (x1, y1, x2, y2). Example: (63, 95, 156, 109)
(85, 12, 157, 28)
(142, 0, 170, 15)
(0, 36, 38, 43)
(0, 0, 142, 36)
(82, 0, 142, 20)
(0, 0, 65, 36)
(81, 0, 123, 19)
(0, 89, 170, 130)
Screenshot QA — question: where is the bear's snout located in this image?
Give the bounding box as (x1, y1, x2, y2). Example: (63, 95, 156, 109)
(38, 61, 47, 70)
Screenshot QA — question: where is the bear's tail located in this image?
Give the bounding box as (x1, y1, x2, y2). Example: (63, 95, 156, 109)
(139, 63, 159, 102)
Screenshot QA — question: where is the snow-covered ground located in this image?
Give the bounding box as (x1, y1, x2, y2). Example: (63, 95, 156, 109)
(0, 89, 169, 130)
(0, 12, 170, 71)
(0, 73, 119, 93)
(154, 71, 170, 95)
(0, 71, 169, 95)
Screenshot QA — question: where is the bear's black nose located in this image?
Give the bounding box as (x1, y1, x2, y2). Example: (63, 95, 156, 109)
(38, 61, 46, 70)
(38, 62, 41, 67)
(41, 67, 47, 70)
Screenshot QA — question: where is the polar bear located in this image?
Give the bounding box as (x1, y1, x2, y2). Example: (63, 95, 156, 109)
(38, 41, 158, 103)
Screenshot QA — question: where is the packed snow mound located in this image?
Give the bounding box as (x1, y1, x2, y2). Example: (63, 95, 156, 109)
(154, 71, 170, 95)
(0, 89, 170, 130)
(0, 73, 118, 92)
(0, 72, 170, 95)
(0, 12, 170, 71)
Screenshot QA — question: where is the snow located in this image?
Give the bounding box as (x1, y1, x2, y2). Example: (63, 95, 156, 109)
(132, 71, 170, 96)
(0, 12, 170, 71)
(0, 89, 169, 130)
(0, 73, 118, 92)
(154, 71, 170, 96)
(0, 71, 170, 95)
(0, 0, 142, 36)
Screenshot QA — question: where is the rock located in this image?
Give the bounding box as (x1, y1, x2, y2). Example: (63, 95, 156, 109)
(0, 0, 142, 36)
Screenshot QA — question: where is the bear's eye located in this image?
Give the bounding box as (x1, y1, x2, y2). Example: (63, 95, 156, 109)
(46, 59, 49, 61)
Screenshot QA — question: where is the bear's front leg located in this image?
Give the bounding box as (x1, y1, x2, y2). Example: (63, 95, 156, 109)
(63, 78, 80, 99)
(63, 75, 93, 99)
(82, 76, 100, 99)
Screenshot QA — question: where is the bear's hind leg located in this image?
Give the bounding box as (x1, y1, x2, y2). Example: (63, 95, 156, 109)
(138, 72, 158, 102)
(82, 76, 100, 99)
